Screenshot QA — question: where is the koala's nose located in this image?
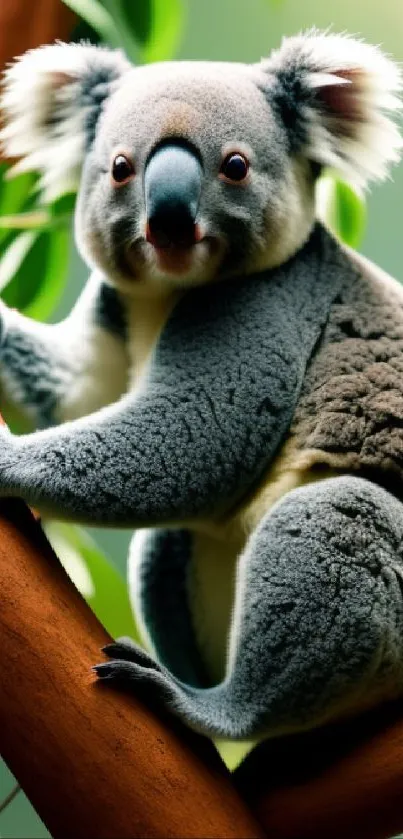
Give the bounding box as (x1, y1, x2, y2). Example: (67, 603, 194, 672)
(144, 143, 202, 248)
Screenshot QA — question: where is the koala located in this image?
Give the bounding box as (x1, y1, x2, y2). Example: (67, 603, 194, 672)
(1, 31, 403, 741)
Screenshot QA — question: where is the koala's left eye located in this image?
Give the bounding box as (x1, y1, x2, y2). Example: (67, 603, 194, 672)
(111, 154, 135, 185)
(220, 153, 249, 183)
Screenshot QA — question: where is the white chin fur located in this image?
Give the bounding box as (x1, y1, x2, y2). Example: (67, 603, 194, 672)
(143, 239, 223, 287)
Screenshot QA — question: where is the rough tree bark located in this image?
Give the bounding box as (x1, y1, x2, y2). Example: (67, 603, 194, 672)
(0, 0, 76, 70)
(236, 702, 403, 839)
(2, 500, 403, 839)
(0, 498, 266, 839)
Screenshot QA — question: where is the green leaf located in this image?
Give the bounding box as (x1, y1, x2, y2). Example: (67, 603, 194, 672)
(317, 173, 367, 249)
(49, 192, 77, 218)
(24, 226, 70, 320)
(0, 210, 52, 230)
(142, 0, 185, 63)
(97, 0, 139, 61)
(64, 0, 185, 63)
(0, 190, 75, 233)
(114, 0, 185, 63)
(45, 522, 140, 641)
(119, 0, 152, 46)
(0, 163, 73, 319)
(0, 226, 69, 319)
(0, 231, 38, 294)
(0, 167, 38, 244)
(0, 167, 37, 217)
(62, 0, 122, 47)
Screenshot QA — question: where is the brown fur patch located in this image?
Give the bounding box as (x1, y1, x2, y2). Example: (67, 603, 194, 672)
(287, 249, 403, 501)
(224, 248, 403, 539)
(160, 101, 200, 138)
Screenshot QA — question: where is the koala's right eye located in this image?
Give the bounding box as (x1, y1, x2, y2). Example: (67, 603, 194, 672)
(111, 154, 135, 185)
(220, 152, 249, 184)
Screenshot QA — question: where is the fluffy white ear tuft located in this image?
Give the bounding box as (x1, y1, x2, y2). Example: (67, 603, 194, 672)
(261, 31, 403, 190)
(1, 43, 131, 201)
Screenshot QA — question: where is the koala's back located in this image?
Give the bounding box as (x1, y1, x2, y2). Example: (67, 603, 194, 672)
(291, 252, 403, 490)
(239, 250, 403, 538)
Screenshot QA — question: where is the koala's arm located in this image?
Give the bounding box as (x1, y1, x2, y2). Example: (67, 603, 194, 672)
(0, 229, 350, 525)
(0, 273, 128, 427)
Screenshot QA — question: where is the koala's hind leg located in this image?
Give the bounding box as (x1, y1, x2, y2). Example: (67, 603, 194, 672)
(101, 527, 211, 697)
(216, 475, 403, 738)
(124, 527, 209, 687)
(97, 476, 403, 740)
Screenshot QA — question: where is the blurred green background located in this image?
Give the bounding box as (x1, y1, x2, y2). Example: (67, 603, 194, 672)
(0, 0, 402, 836)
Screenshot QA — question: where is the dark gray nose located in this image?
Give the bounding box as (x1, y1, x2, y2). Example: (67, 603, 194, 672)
(144, 143, 202, 248)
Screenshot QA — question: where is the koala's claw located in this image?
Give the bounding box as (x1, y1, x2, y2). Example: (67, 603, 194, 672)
(93, 660, 154, 683)
(94, 658, 175, 704)
(101, 638, 161, 671)
(93, 660, 142, 680)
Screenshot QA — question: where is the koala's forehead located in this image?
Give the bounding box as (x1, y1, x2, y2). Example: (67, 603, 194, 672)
(97, 61, 277, 160)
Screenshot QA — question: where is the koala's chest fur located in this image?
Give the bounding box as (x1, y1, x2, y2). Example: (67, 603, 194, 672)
(125, 291, 181, 385)
(123, 287, 328, 679)
(124, 293, 328, 679)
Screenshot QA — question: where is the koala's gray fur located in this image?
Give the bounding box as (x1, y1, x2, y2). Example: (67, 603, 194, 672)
(0, 31, 403, 741)
(0, 226, 349, 522)
(117, 475, 403, 739)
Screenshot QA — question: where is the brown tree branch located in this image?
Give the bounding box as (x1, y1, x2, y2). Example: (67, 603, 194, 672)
(0, 0, 76, 71)
(0, 499, 265, 839)
(235, 701, 403, 839)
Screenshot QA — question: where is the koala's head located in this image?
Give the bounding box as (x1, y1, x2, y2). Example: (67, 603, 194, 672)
(2, 33, 402, 294)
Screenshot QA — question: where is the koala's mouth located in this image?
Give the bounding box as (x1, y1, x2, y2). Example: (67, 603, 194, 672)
(124, 235, 223, 280)
(152, 243, 197, 275)
(144, 218, 202, 274)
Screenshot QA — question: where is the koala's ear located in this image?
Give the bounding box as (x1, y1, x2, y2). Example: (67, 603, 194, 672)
(259, 31, 402, 189)
(1, 42, 131, 201)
